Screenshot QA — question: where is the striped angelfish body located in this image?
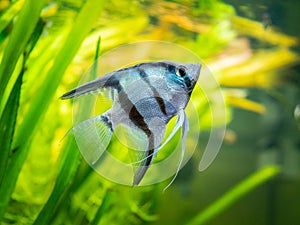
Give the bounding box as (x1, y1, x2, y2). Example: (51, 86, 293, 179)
(62, 61, 201, 185)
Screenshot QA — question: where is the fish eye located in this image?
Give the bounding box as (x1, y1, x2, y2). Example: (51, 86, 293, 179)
(176, 66, 187, 77)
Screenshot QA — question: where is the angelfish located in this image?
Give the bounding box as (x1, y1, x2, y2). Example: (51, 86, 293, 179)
(61, 61, 201, 186)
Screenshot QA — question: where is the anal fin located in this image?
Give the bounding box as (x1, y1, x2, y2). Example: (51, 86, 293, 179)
(133, 148, 155, 186)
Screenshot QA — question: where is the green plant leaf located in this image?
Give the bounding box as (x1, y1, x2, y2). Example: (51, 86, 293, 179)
(0, 0, 24, 35)
(0, 0, 46, 220)
(29, 2, 104, 224)
(33, 137, 80, 225)
(13, 0, 103, 149)
(91, 189, 113, 225)
(0, 71, 23, 185)
(0, 0, 45, 109)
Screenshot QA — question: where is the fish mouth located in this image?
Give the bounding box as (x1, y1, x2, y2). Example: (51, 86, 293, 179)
(186, 63, 201, 95)
(189, 63, 201, 86)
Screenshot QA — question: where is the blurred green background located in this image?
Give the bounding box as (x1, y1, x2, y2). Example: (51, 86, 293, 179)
(0, 0, 299, 225)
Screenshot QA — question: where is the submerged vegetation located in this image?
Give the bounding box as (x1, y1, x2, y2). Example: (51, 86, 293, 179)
(0, 0, 299, 224)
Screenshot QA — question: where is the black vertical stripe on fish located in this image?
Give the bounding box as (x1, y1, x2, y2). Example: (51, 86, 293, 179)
(184, 76, 192, 90)
(133, 147, 154, 185)
(128, 105, 152, 137)
(138, 67, 167, 115)
(100, 115, 113, 132)
(105, 75, 122, 92)
(129, 101, 155, 185)
(106, 75, 151, 137)
(106, 74, 155, 184)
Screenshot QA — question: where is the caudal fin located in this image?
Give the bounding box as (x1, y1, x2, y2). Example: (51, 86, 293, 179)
(72, 114, 113, 165)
